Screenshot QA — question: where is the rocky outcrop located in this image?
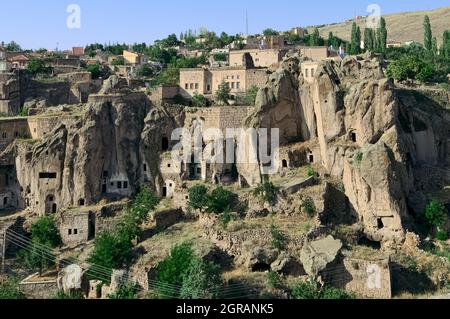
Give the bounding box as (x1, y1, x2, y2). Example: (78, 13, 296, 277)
(300, 236, 343, 277)
(57, 264, 88, 295)
(14, 92, 151, 214)
(246, 52, 450, 245)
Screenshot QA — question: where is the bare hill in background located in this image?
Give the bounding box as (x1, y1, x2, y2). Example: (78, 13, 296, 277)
(307, 6, 450, 45)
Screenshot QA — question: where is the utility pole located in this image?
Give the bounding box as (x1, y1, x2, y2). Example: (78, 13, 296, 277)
(246, 10, 249, 36)
(1, 231, 6, 273)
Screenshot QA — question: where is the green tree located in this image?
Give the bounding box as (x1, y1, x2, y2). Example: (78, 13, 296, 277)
(0, 277, 26, 299)
(215, 81, 231, 105)
(18, 216, 61, 272)
(431, 37, 438, 56)
(87, 231, 133, 273)
(350, 22, 361, 54)
(213, 53, 228, 62)
(386, 55, 424, 83)
(416, 64, 435, 83)
(188, 185, 209, 212)
(179, 257, 223, 299)
(244, 85, 260, 106)
(136, 64, 154, 78)
(108, 283, 138, 299)
(310, 28, 321, 46)
(27, 58, 52, 76)
(111, 57, 125, 66)
(157, 242, 195, 297)
(86, 64, 101, 79)
(364, 28, 375, 51)
(30, 216, 62, 247)
(206, 187, 234, 214)
(263, 28, 279, 36)
(118, 187, 160, 242)
(254, 181, 279, 206)
(5, 41, 22, 52)
(376, 17, 388, 53)
(443, 30, 450, 58)
(423, 16, 433, 51)
(192, 93, 209, 108)
(425, 200, 446, 228)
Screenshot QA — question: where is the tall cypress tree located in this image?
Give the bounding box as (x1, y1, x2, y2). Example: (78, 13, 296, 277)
(350, 22, 360, 54)
(364, 28, 374, 51)
(432, 37, 438, 56)
(443, 30, 450, 57)
(378, 17, 387, 53)
(424, 16, 433, 50)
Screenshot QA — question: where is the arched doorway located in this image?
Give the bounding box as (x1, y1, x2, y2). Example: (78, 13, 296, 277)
(282, 159, 288, 168)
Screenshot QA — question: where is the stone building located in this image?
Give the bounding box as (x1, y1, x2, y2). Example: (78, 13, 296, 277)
(179, 66, 269, 98)
(59, 209, 95, 246)
(301, 61, 320, 84)
(299, 46, 330, 61)
(229, 49, 287, 68)
(123, 50, 148, 66)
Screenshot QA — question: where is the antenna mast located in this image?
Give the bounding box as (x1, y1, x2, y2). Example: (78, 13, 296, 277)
(246, 10, 249, 36)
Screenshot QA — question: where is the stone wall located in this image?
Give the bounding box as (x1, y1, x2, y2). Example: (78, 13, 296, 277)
(323, 257, 392, 299)
(19, 274, 58, 299)
(229, 49, 286, 68)
(184, 106, 254, 133)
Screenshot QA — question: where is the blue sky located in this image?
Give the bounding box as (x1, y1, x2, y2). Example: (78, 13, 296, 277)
(1, 0, 449, 50)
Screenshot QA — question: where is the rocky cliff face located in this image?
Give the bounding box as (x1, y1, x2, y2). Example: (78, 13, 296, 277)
(247, 52, 450, 246)
(14, 91, 150, 214)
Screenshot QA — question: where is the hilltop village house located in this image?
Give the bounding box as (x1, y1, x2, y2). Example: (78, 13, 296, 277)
(180, 66, 268, 98)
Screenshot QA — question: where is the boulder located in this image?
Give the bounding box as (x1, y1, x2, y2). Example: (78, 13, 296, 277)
(244, 247, 278, 272)
(57, 264, 87, 295)
(300, 236, 343, 277)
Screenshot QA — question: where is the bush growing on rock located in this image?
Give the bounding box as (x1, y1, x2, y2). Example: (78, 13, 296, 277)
(0, 277, 26, 300)
(301, 197, 316, 217)
(425, 200, 447, 227)
(270, 224, 285, 250)
(108, 283, 138, 299)
(254, 181, 279, 206)
(291, 279, 354, 299)
(188, 185, 209, 212)
(206, 187, 234, 215)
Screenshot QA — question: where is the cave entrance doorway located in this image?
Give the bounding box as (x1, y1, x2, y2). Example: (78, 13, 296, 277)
(282, 159, 288, 168)
(162, 186, 167, 198)
(102, 184, 107, 194)
(377, 218, 384, 230)
(52, 203, 57, 214)
(252, 263, 271, 272)
(309, 154, 314, 163)
(351, 132, 357, 143)
(79, 199, 85, 206)
(162, 137, 169, 151)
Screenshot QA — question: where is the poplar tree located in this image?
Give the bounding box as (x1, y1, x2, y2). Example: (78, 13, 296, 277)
(364, 28, 374, 51)
(423, 16, 432, 51)
(443, 30, 450, 57)
(378, 17, 387, 53)
(350, 22, 361, 54)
